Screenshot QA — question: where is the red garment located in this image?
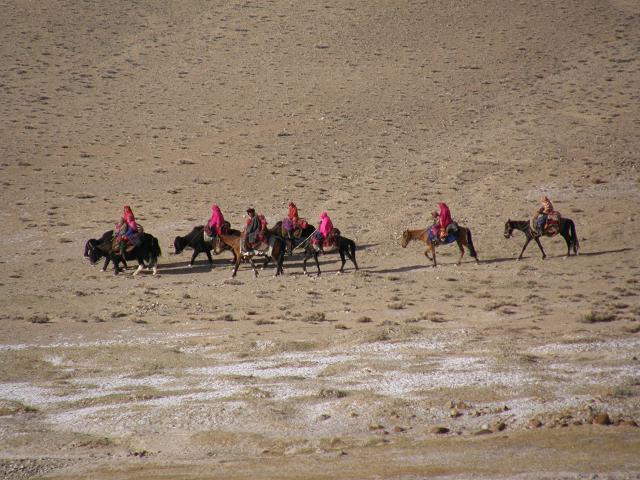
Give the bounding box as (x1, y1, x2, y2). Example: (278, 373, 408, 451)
(438, 203, 452, 230)
(319, 212, 333, 237)
(288, 202, 299, 224)
(122, 206, 138, 231)
(207, 204, 224, 235)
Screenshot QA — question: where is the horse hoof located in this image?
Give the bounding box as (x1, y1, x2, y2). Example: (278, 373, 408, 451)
(100, 268, 106, 273)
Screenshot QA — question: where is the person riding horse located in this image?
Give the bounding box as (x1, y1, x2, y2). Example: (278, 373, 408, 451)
(430, 202, 457, 242)
(242, 207, 268, 253)
(533, 196, 560, 236)
(205, 204, 225, 239)
(312, 211, 334, 253)
(115, 205, 140, 256)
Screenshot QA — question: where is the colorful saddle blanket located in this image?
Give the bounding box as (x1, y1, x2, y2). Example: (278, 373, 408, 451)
(427, 228, 457, 245)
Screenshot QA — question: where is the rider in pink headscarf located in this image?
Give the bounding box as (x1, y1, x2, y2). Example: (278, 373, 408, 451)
(116, 205, 139, 255)
(207, 204, 225, 236)
(120, 206, 138, 235)
(313, 211, 334, 252)
(431, 202, 455, 240)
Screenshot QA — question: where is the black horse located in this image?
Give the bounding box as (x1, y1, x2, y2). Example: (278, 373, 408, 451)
(504, 219, 579, 260)
(84, 230, 129, 271)
(173, 222, 239, 267)
(86, 232, 161, 275)
(299, 229, 359, 275)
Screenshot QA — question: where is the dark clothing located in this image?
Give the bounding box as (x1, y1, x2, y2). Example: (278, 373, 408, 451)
(245, 216, 261, 246)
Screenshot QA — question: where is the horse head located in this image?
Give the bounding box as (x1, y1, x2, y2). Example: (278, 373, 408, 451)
(85, 240, 103, 265)
(400, 230, 410, 248)
(504, 220, 514, 239)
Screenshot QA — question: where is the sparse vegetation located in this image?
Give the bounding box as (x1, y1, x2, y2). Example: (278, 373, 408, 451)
(579, 310, 617, 323)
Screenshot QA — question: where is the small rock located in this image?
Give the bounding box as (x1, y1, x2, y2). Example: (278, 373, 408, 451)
(492, 422, 506, 432)
(430, 426, 449, 434)
(450, 409, 462, 418)
(593, 413, 611, 425)
(393, 426, 406, 433)
(528, 419, 543, 429)
(474, 428, 493, 435)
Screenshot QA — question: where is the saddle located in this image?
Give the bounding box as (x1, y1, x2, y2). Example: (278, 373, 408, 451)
(243, 236, 276, 257)
(428, 227, 457, 245)
(532, 211, 561, 236)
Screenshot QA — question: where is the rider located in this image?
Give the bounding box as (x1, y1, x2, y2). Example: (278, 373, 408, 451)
(206, 203, 225, 238)
(313, 211, 334, 252)
(287, 202, 300, 227)
(242, 207, 261, 253)
(116, 205, 139, 255)
(430, 202, 456, 241)
(534, 196, 555, 235)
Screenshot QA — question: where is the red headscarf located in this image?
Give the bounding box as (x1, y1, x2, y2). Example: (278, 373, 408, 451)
(208, 204, 224, 234)
(438, 203, 452, 229)
(319, 212, 333, 237)
(288, 202, 299, 221)
(123, 206, 137, 230)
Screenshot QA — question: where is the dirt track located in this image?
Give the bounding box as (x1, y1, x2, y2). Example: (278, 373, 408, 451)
(1, 1, 639, 478)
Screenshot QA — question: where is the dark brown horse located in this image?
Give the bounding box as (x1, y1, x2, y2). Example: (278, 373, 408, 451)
(218, 231, 286, 277)
(504, 219, 579, 259)
(401, 226, 479, 267)
(298, 229, 358, 276)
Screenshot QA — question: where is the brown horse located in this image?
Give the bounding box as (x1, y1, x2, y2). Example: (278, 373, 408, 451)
(401, 226, 479, 267)
(218, 231, 286, 277)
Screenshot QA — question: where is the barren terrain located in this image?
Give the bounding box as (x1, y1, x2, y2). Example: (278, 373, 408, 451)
(1, 0, 639, 478)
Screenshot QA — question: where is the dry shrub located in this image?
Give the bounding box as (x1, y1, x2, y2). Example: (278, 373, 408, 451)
(579, 310, 617, 323)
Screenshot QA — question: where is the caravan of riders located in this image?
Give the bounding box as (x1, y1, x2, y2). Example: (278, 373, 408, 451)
(90, 194, 577, 276)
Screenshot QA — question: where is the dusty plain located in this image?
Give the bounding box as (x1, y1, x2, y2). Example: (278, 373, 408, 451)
(1, 0, 640, 478)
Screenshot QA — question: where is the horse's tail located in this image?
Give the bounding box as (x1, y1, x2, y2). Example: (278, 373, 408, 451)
(347, 238, 357, 260)
(152, 236, 162, 258)
(569, 219, 579, 254)
(466, 228, 478, 259)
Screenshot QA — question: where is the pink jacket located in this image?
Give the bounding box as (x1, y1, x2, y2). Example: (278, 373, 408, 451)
(122, 206, 138, 231)
(438, 203, 452, 230)
(319, 212, 333, 237)
(208, 204, 224, 234)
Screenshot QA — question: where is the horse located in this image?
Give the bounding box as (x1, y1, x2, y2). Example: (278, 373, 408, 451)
(173, 222, 239, 267)
(400, 226, 479, 267)
(84, 230, 129, 271)
(299, 229, 358, 276)
(284, 223, 316, 255)
(86, 231, 161, 275)
(218, 231, 286, 277)
(504, 218, 579, 260)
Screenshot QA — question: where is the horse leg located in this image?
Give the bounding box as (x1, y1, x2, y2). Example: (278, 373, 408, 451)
(250, 258, 259, 277)
(533, 236, 546, 259)
(205, 249, 214, 265)
(431, 245, 437, 267)
(112, 254, 121, 275)
(561, 232, 571, 257)
(517, 237, 532, 260)
(456, 240, 465, 266)
(133, 257, 145, 276)
(101, 256, 110, 272)
(303, 251, 309, 275)
(347, 246, 358, 270)
(189, 250, 199, 267)
(314, 251, 321, 276)
(338, 248, 346, 274)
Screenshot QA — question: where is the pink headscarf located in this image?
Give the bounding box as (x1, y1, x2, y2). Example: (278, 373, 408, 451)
(208, 204, 224, 234)
(319, 212, 333, 237)
(123, 206, 137, 230)
(438, 203, 452, 229)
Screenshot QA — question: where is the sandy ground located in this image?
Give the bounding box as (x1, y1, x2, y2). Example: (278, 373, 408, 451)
(1, 0, 640, 478)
